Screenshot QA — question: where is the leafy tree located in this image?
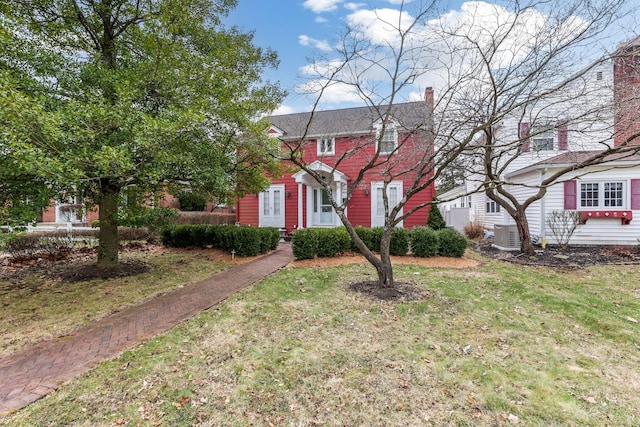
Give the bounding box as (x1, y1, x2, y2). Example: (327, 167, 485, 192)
(0, 0, 284, 268)
(426, 199, 447, 230)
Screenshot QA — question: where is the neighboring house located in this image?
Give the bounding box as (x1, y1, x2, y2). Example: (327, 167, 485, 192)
(236, 92, 435, 232)
(445, 40, 640, 246)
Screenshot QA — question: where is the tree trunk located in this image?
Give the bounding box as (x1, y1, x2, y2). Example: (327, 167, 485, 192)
(376, 227, 395, 287)
(513, 208, 535, 255)
(97, 180, 120, 268)
(337, 210, 395, 288)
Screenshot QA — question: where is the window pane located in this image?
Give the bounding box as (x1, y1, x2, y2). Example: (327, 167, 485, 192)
(313, 189, 318, 213)
(376, 188, 384, 215)
(531, 128, 554, 151)
(380, 129, 396, 153)
(604, 182, 623, 207)
(389, 187, 398, 207)
(263, 192, 270, 215)
(580, 183, 599, 207)
(273, 190, 280, 216)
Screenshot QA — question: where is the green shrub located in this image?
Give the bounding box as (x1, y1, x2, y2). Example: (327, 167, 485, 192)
(258, 227, 280, 253)
(160, 224, 277, 256)
(177, 191, 207, 211)
(389, 227, 409, 256)
(427, 200, 447, 230)
(213, 225, 235, 252)
(370, 227, 384, 252)
(437, 227, 468, 257)
(292, 228, 319, 260)
(316, 228, 351, 258)
(410, 226, 439, 257)
(350, 226, 373, 253)
(232, 227, 261, 256)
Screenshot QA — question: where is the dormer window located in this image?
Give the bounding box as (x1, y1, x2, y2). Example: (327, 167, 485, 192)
(317, 137, 335, 155)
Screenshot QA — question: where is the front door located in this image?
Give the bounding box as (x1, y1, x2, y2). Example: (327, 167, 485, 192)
(312, 187, 334, 225)
(259, 184, 285, 228)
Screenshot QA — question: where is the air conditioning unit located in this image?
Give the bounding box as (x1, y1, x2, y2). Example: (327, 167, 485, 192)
(493, 224, 520, 251)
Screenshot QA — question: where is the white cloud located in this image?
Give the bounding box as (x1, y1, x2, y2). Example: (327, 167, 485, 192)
(272, 104, 296, 115)
(297, 1, 595, 109)
(345, 8, 415, 45)
(344, 2, 365, 11)
(303, 0, 343, 13)
(315, 16, 328, 23)
(299, 35, 333, 52)
(296, 79, 363, 105)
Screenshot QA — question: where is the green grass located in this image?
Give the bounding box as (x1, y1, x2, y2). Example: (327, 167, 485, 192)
(0, 252, 230, 358)
(3, 256, 640, 426)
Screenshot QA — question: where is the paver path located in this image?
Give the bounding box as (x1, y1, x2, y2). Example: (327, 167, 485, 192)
(0, 243, 293, 415)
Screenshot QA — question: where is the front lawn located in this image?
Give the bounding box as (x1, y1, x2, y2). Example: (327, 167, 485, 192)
(3, 256, 640, 425)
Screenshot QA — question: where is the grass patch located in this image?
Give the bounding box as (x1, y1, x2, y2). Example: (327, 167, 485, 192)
(3, 257, 640, 425)
(0, 252, 230, 358)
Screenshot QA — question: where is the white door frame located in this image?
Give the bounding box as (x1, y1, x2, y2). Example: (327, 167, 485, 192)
(371, 181, 403, 227)
(259, 184, 285, 228)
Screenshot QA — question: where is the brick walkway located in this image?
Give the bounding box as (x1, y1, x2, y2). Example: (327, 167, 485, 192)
(0, 243, 293, 415)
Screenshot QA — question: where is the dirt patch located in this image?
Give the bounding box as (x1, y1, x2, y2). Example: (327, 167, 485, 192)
(349, 280, 428, 301)
(289, 253, 479, 269)
(56, 259, 152, 282)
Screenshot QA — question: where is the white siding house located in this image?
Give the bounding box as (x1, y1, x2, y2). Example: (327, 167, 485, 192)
(443, 57, 640, 246)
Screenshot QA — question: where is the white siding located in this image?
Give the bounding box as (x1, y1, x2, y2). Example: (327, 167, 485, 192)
(541, 167, 640, 245)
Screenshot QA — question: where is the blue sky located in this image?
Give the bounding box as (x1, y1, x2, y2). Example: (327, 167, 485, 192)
(227, 0, 635, 115)
(228, 0, 464, 114)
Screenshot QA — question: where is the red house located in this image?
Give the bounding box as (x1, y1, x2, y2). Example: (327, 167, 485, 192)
(237, 90, 436, 232)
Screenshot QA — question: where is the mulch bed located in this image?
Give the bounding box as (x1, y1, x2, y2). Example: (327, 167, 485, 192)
(474, 241, 640, 268)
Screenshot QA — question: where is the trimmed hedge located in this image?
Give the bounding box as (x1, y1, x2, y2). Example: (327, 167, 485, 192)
(349, 226, 408, 255)
(436, 227, 468, 257)
(291, 226, 467, 260)
(160, 224, 279, 256)
(389, 227, 409, 256)
(292, 227, 351, 260)
(410, 226, 439, 257)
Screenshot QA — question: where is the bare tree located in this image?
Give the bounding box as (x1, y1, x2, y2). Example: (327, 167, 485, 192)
(280, 0, 640, 288)
(429, 0, 640, 254)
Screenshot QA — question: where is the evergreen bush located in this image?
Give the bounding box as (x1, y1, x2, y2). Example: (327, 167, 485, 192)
(350, 226, 374, 252)
(390, 227, 409, 256)
(292, 228, 318, 260)
(427, 200, 447, 230)
(437, 227, 468, 257)
(316, 228, 351, 257)
(410, 226, 439, 257)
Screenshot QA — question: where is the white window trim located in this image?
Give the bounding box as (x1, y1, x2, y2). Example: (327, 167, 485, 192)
(371, 181, 404, 227)
(317, 137, 335, 156)
(578, 179, 627, 209)
(258, 184, 286, 228)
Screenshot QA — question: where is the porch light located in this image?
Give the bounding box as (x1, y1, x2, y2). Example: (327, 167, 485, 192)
(286, 191, 291, 198)
(364, 189, 369, 196)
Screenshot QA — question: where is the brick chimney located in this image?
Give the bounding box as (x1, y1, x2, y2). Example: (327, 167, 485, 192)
(614, 38, 640, 146)
(424, 87, 434, 110)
